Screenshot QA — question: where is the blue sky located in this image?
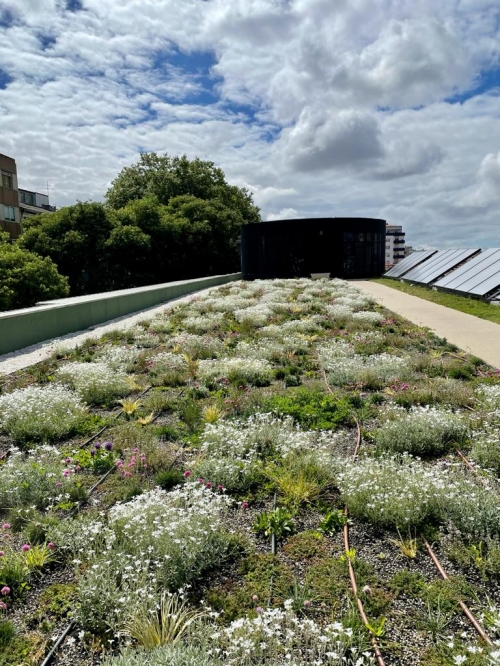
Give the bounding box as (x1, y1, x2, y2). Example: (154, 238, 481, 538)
(1, 0, 500, 248)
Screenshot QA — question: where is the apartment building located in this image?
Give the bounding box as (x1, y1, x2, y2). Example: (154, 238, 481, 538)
(385, 223, 406, 270)
(0, 153, 21, 239)
(19, 188, 56, 219)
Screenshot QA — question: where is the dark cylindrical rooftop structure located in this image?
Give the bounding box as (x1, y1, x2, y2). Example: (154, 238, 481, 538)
(241, 217, 386, 280)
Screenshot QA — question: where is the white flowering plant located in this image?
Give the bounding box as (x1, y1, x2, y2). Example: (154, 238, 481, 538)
(375, 406, 469, 456)
(55, 362, 130, 405)
(0, 384, 87, 444)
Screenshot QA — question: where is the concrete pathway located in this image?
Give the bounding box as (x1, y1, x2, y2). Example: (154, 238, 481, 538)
(353, 281, 500, 370)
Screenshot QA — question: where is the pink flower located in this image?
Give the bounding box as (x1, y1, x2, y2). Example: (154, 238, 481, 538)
(62, 469, 71, 477)
(0, 551, 4, 557)
(55, 481, 62, 487)
(303, 600, 311, 608)
(21, 544, 30, 552)
(116, 460, 123, 467)
(1, 523, 10, 530)
(133, 447, 139, 453)
(256, 606, 263, 613)
(217, 484, 224, 491)
(252, 595, 259, 602)
(242, 501, 249, 509)
(1, 587, 10, 596)
(205, 482, 212, 489)
(65, 457, 71, 464)
(47, 542, 55, 550)
(198, 477, 204, 484)
(0, 601, 7, 610)
(183, 470, 191, 478)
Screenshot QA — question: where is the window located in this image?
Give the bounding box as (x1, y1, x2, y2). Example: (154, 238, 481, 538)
(20, 191, 35, 205)
(1, 171, 12, 189)
(4, 205, 16, 221)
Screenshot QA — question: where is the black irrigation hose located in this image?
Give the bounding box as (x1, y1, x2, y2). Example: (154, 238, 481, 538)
(78, 385, 153, 450)
(39, 621, 76, 666)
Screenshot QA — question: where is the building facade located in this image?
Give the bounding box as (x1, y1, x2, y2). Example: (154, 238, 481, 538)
(0, 154, 21, 239)
(385, 224, 406, 270)
(19, 188, 56, 219)
(241, 217, 386, 280)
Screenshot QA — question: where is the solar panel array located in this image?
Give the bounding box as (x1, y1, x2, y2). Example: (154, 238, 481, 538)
(401, 248, 480, 285)
(434, 248, 500, 298)
(384, 250, 437, 278)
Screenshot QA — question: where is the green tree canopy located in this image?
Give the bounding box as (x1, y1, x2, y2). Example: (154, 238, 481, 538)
(20, 202, 117, 295)
(105, 152, 260, 224)
(0, 233, 69, 310)
(18, 153, 260, 297)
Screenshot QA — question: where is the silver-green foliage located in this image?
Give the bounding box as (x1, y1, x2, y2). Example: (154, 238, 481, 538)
(0, 384, 86, 443)
(55, 361, 130, 404)
(470, 428, 500, 475)
(101, 645, 221, 666)
(335, 454, 500, 535)
(64, 485, 232, 636)
(375, 407, 469, 455)
(0, 446, 76, 510)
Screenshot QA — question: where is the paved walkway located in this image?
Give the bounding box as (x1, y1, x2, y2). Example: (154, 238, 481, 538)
(353, 281, 500, 370)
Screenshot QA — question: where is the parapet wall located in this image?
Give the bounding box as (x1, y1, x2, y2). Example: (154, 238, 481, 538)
(0, 273, 242, 355)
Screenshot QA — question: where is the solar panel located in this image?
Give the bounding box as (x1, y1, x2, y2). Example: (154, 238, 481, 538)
(385, 250, 437, 278)
(435, 247, 500, 296)
(403, 249, 480, 285)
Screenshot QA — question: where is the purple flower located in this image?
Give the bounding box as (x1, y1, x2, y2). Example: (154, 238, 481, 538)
(104, 441, 113, 451)
(95, 442, 102, 450)
(47, 542, 55, 550)
(90, 449, 96, 457)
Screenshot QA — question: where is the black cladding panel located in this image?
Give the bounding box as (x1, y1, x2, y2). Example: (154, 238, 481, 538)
(241, 218, 386, 280)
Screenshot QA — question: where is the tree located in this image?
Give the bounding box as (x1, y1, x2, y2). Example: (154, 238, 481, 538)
(19, 202, 117, 295)
(0, 233, 69, 311)
(105, 153, 260, 224)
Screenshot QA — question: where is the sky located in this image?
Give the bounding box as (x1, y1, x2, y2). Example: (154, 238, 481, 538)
(1, 0, 500, 249)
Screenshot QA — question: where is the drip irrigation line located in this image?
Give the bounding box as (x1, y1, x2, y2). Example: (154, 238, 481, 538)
(341, 419, 386, 665)
(422, 537, 492, 646)
(419, 447, 494, 645)
(267, 492, 277, 609)
(343, 518, 386, 666)
(39, 621, 76, 666)
(455, 448, 479, 475)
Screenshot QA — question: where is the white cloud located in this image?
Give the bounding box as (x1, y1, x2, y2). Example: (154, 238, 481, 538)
(0, 0, 499, 250)
(266, 208, 301, 221)
(456, 151, 500, 209)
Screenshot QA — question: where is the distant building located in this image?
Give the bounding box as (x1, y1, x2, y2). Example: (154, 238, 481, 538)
(385, 223, 406, 270)
(405, 246, 415, 257)
(0, 153, 21, 239)
(0, 153, 55, 239)
(19, 188, 56, 219)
